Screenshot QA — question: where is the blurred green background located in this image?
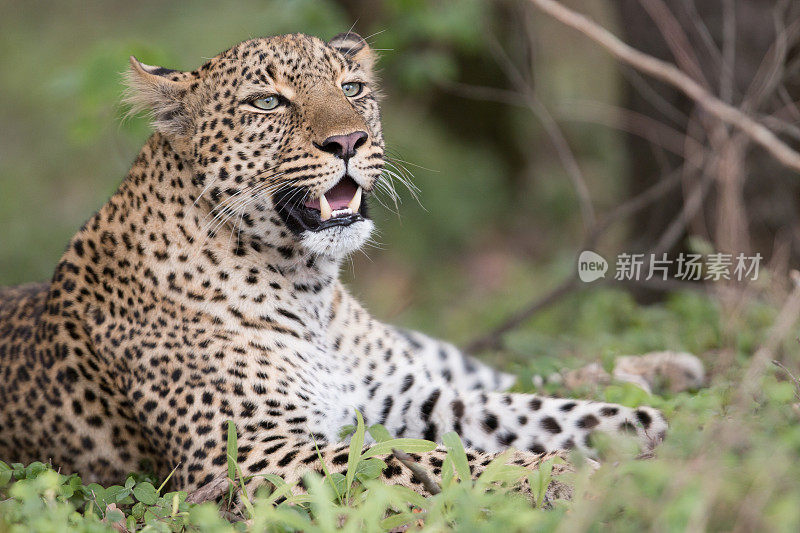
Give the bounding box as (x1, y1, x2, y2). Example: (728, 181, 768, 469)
(0, 0, 626, 346)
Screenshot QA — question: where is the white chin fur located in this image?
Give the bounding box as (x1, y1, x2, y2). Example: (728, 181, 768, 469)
(299, 219, 374, 258)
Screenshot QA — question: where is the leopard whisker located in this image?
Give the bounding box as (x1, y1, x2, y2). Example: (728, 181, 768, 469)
(199, 174, 288, 229)
(202, 185, 264, 235)
(370, 182, 401, 216)
(204, 181, 277, 237)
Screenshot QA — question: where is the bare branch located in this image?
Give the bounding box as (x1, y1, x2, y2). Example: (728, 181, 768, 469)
(437, 80, 526, 108)
(465, 276, 583, 353)
(739, 271, 800, 401)
(772, 359, 800, 400)
(719, 0, 736, 103)
(556, 99, 704, 157)
(464, 1, 799, 352)
(761, 114, 800, 144)
(485, 36, 596, 232)
(588, 167, 684, 242)
(681, 0, 724, 75)
(652, 172, 714, 255)
(527, 0, 800, 174)
(391, 449, 441, 495)
(741, 3, 794, 112)
(186, 474, 229, 504)
(620, 65, 688, 125)
(527, 94, 597, 233)
(639, 0, 710, 88)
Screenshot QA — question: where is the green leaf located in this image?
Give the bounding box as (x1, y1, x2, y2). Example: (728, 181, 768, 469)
(106, 509, 124, 522)
(133, 481, 159, 505)
(261, 473, 290, 489)
(367, 424, 393, 442)
(338, 424, 356, 440)
(260, 474, 296, 505)
(162, 490, 187, 506)
(283, 493, 312, 506)
(305, 473, 336, 527)
(441, 455, 455, 489)
(143, 509, 159, 525)
(382, 484, 429, 510)
(327, 472, 347, 497)
(362, 438, 437, 459)
(0, 461, 12, 488)
(346, 409, 366, 498)
(131, 502, 147, 520)
(380, 511, 420, 530)
(85, 483, 106, 504)
(58, 482, 75, 500)
(442, 431, 471, 483)
(226, 419, 238, 483)
(476, 450, 529, 488)
(229, 455, 255, 519)
(100, 485, 129, 507)
(310, 437, 342, 503)
(259, 506, 316, 531)
(25, 462, 47, 479)
(355, 457, 387, 483)
(529, 458, 554, 508)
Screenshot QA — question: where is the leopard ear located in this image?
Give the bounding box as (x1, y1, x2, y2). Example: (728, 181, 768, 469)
(123, 56, 195, 136)
(328, 32, 375, 71)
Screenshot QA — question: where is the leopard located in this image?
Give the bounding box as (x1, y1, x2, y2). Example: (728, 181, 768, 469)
(0, 32, 667, 500)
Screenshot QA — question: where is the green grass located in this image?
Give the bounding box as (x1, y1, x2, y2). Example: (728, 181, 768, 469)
(2, 288, 799, 532)
(0, 413, 563, 532)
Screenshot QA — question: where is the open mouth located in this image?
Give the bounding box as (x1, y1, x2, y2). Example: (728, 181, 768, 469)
(274, 175, 368, 233)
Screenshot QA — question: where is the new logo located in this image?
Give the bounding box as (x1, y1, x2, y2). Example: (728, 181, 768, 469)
(578, 250, 608, 282)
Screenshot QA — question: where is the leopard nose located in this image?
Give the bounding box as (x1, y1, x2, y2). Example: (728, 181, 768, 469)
(318, 131, 368, 160)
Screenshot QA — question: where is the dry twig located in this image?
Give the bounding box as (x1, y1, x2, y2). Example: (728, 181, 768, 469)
(527, 0, 800, 174)
(466, 276, 583, 353)
(102, 504, 130, 533)
(639, 0, 710, 88)
(485, 36, 596, 232)
(739, 271, 800, 401)
(391, 449, 441, 495)
(772, 359, 800, 400)
(556, 99, 704, 157)
(186, 474, 230, 504)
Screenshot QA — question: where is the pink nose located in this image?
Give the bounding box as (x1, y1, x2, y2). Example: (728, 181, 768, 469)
(318, 131, 368, 160)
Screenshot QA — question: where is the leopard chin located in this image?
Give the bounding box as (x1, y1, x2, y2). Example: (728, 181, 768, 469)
(299, 218, 374, 258)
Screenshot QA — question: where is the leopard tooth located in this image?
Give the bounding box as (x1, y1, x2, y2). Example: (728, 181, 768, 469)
(319, 193, 332, 221)
(347, 186, 362, 213)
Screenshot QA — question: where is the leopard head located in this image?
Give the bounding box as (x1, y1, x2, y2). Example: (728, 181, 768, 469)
(125, 32, 384, 259)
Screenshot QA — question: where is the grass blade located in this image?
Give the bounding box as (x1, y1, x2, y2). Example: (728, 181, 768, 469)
(226, 420, 238, 502)
(361, 438, 436, 459)
(345, 410, 366, 500)
(442, 432, 471, 484)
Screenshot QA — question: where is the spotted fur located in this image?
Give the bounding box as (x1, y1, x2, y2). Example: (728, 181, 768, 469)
(0, 33, 665, 498)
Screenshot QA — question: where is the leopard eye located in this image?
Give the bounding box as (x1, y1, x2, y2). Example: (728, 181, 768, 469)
(342, 82, 363, 98)
(251, 96, 280, 110)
